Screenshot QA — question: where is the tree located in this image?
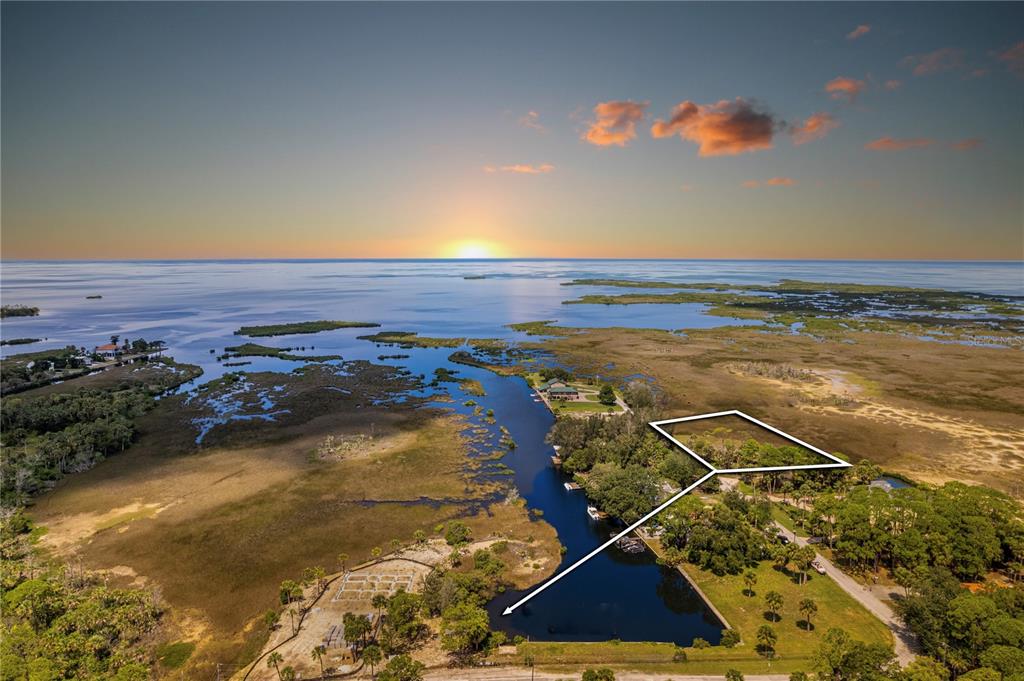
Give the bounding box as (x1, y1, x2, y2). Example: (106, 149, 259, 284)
(413, 529, 426, 545)
(799, 598, 818, 631)
(338, 553, 350, 572)
(765, 591, 784, 622)
(598, 384, 616, 405)
(813, 627, 898, 681)
(267, 652, 284, 680)
(280, 667, 296, 681)
(372, 593, 389, 619)
(377, 654, 425, 681)
(726, 670, 745, 681)
(363, 644, 383, 679)
(582, 669, 615, 681)
(743, 570, 758, 596)
(444, 521, 472, 546)
(903, 656, 950, 681)
(344, 612, 372, 649)
(757, 625, 777, 659)
(311, 645, 326, 679)
(795, 546, 817, 585)
(371, 546, 383, 560)
(790, 673, 809, 681)
(440, 602, 491, 656)
(264, 609, 280, 631)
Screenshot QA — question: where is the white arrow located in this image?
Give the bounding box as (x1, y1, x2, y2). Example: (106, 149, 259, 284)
(501, 469, 717, 615)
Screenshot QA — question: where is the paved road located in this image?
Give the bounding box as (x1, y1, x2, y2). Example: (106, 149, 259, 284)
(427, 671, 791, 681)
(772, 523, 918, 666)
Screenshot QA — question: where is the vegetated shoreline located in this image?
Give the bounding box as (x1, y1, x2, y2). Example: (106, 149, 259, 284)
(1, 304, 40, 318)
(234, 320, 381, 337)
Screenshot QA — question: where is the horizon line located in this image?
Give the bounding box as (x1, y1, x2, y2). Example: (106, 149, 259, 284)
(2, 257, 1022, 264)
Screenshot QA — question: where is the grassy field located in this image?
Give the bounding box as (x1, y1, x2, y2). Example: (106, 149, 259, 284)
(30, 365, 558, 679)
(523, 323, 1024, 495)
(509, 556, 892, 675)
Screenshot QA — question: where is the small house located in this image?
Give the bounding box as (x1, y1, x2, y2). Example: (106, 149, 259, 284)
(94, 343, 120, 359)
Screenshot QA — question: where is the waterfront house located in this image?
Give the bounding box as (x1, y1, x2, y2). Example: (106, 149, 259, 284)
(538, 379, 580, 400)
(94, 343, 120, 359)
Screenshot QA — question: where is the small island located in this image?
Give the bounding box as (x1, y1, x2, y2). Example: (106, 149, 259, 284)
(234, 320, 381, 337)
(1, 305, 40, 318)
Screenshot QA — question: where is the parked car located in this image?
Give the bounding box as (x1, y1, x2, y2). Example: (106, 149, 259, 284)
(812, 560, 827, 575)
(776, 533, 791, 545)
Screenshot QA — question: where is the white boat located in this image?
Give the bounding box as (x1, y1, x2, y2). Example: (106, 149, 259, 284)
(586, 505, 601, 520)
(564, 481, 581, 491)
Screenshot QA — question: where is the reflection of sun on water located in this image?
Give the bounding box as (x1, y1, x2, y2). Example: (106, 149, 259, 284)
(445, 240, 501, 259)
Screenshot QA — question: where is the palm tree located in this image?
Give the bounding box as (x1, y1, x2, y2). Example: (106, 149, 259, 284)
(799, 598, 818, 631)
(372, 593, 388, 620)
(267, 652, 284, 680)
(756, 624, 777, 658)
(765, 591, 783, 622)
(338, 552, 350, 573)
(390, 538, 401, 552)
(288, 607, 297, 634)
(311, 645, 326, 678)
(363, 643, 382, 679)
(743, 570, 757, 597)
(371, 546, 383, 560)
(281, 667, 296, 681)
(795, 546, 816, 585)
(413, 529, 426, 545)
(312, 566, 327, 594)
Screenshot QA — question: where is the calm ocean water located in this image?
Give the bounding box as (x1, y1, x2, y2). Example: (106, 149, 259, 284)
(2, 259, 1020, 363)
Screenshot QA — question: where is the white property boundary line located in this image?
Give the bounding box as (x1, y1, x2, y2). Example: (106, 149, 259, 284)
(501, 410, 850, 615)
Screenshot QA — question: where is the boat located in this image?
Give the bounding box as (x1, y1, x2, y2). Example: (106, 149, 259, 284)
(563, 481, 581, 491)
(550, 455, 563, 466)
(615, 535, 646, 554)
(586, 505, 602, 520)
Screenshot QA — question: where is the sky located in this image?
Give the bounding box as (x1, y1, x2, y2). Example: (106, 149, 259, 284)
(2, 2, 1022, 260)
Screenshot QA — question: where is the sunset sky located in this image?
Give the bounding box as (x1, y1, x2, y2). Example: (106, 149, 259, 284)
(2, 2, 1022, 260)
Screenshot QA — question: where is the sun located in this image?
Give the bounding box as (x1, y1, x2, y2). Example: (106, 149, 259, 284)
(445, 240, 501, 259)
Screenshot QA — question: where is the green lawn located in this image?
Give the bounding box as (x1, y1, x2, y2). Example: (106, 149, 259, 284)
(680, 559, 892, 669)
(508, 557, 892, 675)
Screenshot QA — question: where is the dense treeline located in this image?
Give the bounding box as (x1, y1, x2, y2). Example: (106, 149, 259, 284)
(896, 569, 1024, 678)
(0, 388, 154, 505)
(809, 483, 1023, 581)
(0, 515, 163, 680)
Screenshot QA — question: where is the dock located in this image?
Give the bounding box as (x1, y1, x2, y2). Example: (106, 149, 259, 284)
(550, 455, 563, 466)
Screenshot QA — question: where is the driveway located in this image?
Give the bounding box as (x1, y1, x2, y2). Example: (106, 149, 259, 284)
(772, 523, 918, 666)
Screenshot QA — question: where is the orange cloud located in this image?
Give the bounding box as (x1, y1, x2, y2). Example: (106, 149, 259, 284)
(650, 98, 779, 157)
(864, 137, 935, 151)
(483, 163, 555, 174)
(846, 25, 871, 40)
(519, 110, 546, 132)
(583, 100, 648, 147)
(884, 79, 903, 91)
(950, 138, 983, 151)
(997, 41, 1024, 78)
(743, 177, 795, 188)
(903, 47, 965, 76)
(791, 112, 840, 145)
(825, 76, 866, 102)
